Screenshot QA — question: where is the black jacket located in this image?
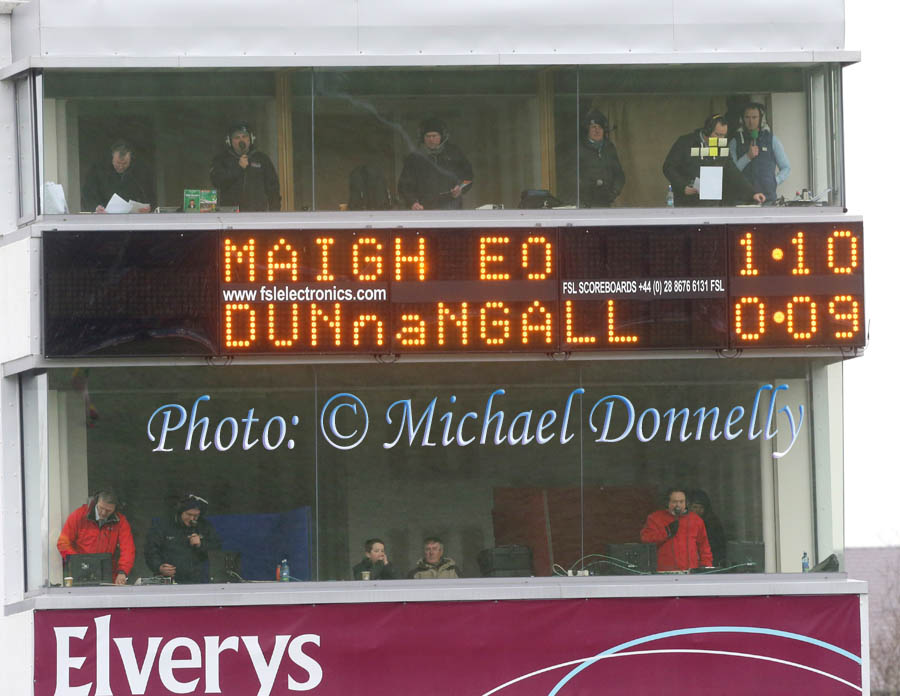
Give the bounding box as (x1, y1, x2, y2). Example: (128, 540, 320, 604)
(81, 160, 156, 211)
(210, 147, 281, 212)
(352, 557, 396, 580)
(579, 138, 625, 207)
(398, 142, 473, 210)
(662, 129, 757, 207)
(144, 514, 222, 584)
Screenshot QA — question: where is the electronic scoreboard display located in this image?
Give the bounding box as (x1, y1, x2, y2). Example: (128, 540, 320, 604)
(42, 222, 864, 357)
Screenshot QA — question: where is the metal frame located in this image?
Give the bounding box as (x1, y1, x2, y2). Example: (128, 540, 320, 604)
(7, 574, 866, 615)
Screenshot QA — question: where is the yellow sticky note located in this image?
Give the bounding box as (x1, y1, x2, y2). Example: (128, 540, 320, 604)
(709, 147, 718, 157)
(708, 137, 719, 147)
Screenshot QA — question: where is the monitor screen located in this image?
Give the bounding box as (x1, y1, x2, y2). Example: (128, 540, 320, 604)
(65, 553, 113, 585)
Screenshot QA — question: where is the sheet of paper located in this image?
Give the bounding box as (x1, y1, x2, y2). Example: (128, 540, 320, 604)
(128, 199, 150, 213)
(699, 166, 723, 200)
(104, 193, 132, 214)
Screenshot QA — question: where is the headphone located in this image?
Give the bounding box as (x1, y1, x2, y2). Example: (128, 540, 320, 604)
(702, 114, 727, 137)
(90, 487, 121, 508)
(225, 122, 256, 148)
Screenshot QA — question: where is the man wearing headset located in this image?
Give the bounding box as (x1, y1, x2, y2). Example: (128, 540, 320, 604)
(640, 488, 713, 572)
(81, 140, 156, 213)
(57, 488, 135, 584)
(210, 121, 281, 212)
(663, 114, 766, 207)
(145, 494, 222, 584)
(398, 117, 473, 210)
(729, 102, 791, 204)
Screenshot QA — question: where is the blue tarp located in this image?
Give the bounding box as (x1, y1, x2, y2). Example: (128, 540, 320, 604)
(207, 507, 312, 581)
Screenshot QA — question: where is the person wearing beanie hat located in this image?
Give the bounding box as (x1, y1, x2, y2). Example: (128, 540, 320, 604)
(210, 120, 281, 212)
(398, 116, 474, 210)
(578, 110, 626, 208)
(144, 493, 222, 583)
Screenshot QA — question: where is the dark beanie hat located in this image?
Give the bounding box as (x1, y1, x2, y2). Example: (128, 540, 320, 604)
(176, 493, 208, 515)
(584, 110, 610, 133)
(419, 117, 447, 139)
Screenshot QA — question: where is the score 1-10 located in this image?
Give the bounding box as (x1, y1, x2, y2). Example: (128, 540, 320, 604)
(223, 235, 555, 283)
(734, 294, 861, 342)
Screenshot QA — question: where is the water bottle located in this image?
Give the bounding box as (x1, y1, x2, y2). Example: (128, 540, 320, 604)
(801, 552, 809, 573)
(280, 558, 290, 582)
(666, 184, 674, 208)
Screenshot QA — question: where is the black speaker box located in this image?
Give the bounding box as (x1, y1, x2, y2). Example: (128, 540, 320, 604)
(478, 545, 533, 576)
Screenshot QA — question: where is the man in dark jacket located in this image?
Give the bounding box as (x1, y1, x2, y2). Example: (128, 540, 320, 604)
(578, 110, 625, 207)
(663, 114, 766, 207)
(81, 140, 156, 213)
(398, 117, 473, 210)
(145, 494, 222, 584)
(729, 102, 791, 204)
(210, 121, 281, 212)
(352, 537, 396, 580)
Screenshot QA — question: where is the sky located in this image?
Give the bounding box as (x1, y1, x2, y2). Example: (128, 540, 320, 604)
(842, 4, 899, 547)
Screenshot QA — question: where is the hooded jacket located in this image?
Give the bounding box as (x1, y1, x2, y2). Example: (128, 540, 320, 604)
(640, 509, 713, 571)
(662, 128, 759, 207)
(57, 501, 135, 580)
(210, 141, 281, 212)
(398, 141, 473, 210)
(144, 510, 222, 584)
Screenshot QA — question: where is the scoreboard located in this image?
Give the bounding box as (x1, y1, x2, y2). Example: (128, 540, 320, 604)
(43, 222, 864, 357)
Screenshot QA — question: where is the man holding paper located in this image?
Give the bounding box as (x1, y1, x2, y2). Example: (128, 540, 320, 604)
(662, 114, 765, 207)
(81, 140, 156, 213)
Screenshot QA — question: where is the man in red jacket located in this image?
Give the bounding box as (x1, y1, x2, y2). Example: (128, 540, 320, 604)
(57, 489, 135, 584)
(640, 488, 713, 571)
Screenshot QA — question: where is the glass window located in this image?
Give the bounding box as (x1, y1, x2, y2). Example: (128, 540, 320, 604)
(37, 63, 845, 217)
(25, 358, 841, 589)
(41, 70, 300, 214)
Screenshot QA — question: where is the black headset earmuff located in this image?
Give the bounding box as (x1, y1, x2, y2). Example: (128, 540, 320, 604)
(225, 129, 256, 147)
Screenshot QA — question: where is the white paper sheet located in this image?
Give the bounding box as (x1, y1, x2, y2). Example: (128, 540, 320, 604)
(104, 193, 132, 214)
(699, 166, 723, 200)
(104, 194, 150, 214)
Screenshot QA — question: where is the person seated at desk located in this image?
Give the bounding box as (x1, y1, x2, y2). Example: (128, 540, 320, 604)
(144, 493, 222, 584)
(57, 487, 134, 585)
(352, 537, 396, 580)
(662, 114, 766, 207)
(81, 140, 156, 213)
(398, 117, 473, 210)
(640, 487, 712, 571)
(408, 536, 462, 579)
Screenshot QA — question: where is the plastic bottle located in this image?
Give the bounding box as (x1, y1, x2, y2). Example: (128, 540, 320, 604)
(666, 184, 674, 208)
(801, 552, 809, 573)
(280, 558, 290, 582)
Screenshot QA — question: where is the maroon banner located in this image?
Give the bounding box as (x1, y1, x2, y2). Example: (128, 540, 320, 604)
(35, 594, 862, 695)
